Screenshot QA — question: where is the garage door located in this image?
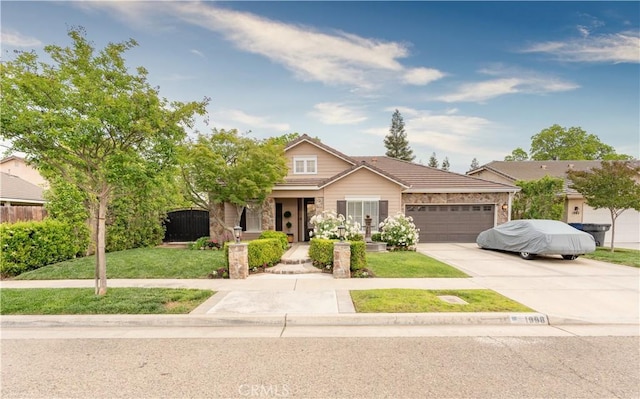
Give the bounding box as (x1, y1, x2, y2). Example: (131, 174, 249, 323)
(582, 206, 640, 244)
(406, 204, 495, 243)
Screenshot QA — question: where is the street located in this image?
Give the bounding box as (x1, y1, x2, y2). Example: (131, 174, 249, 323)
(2, 335, 638, 398)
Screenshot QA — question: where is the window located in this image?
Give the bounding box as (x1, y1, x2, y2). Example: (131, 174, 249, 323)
(347, 200, 379, 232)
(241, 205, 262, 232)
(293, 156, 317, 174)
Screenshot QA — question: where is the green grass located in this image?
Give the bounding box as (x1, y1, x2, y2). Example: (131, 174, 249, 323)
(13, 248, 226, 280)
(0, 288, 214, 315)
(366, 251, 468, 278)
(351, 289, 534, 313)
(583, 247, 640, 268)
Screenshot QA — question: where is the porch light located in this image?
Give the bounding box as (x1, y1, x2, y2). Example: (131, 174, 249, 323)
(337, 225, 346, 242)
(233, 226, 242, 243)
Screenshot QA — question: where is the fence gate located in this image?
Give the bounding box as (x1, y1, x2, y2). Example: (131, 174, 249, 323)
(164, 209, 209, 242)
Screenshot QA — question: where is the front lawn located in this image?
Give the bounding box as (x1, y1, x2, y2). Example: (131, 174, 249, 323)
(366, 251, 468, 278)
(13, 248, 225, 280)
(583, 247, 640, 268)
(0, 288, 214, 315)
(351, 289, 533, 313)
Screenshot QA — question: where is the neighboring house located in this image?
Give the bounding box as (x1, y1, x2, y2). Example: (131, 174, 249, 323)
(467, 160, 640, 244)
(217, 135, 519, 243)
(0, 155, 48, 188)
(0, 172, 47, 223)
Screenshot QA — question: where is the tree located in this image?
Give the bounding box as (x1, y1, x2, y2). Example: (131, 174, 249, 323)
(512, 176, 565, 220)
(0, 28, 207, 295)
(567, 161, 640, 251)
(441, 157, 450, 171)
(384, 109, 414, 161)
(179, 129, 288, 238)
(504, 148, 529, 161)
(469, 158, 480, 171)
(428, 152, 439, 168)
(529, 124, 631, 160)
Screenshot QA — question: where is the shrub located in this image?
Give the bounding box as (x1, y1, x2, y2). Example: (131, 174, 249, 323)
(259, 230, 288, 251)
(308, 238, 366, 272)
(0, 219, 90, 277)
(379, 212, 420, 249)
(223, 238, 285, 269)
(371, 232, 383, 242)
(310, 210, 361, 241)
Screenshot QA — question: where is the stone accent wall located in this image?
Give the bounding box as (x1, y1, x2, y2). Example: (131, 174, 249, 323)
(228, 243, 248, 279)
(314, 197, 324, 215)
(402, 192, 511, 224)
(262, 197, 275, 231)
(332, 242, 351, 279)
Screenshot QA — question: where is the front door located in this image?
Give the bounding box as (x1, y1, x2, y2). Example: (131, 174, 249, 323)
(303, 198, 315, 241)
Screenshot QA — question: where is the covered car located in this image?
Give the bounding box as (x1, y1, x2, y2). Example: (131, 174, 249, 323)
(476, 219, 596, 260)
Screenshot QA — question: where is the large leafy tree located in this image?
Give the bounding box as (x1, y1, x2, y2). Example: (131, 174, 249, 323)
(384, 109, 414, 161)
(179, 129, 288, 239)
(504, 148, 529, 161)
(0, 28, 207, 295)
(529, 124, 631, 160)
(567, 161, 640, 251)
(512, 176, 565, 220)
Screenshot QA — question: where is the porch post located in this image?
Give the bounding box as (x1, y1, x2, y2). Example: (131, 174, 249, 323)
(228, 243, 249, 279)
(332, 242, 351, 279)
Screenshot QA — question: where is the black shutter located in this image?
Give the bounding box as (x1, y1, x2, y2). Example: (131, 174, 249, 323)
(337, 200, 346, 217)
(379, 200, 388, 221)
(240, 207, 247, 231)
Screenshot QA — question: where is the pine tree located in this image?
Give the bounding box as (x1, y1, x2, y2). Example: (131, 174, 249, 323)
(428, 152, 438, 168)
(384, 109, 415, 161)
(441, 157, 450, 171)
(469, 158, 480, 171)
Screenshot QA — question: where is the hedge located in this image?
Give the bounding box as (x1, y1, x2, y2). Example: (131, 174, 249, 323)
(309, 238, 366, 271)
(0, 219, 90, 277)
(258, 230, 289, 251)
(224, 237, 286, 269)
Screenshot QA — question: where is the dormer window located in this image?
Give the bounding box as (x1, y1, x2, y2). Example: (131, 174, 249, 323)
(293, 156, 317, 174)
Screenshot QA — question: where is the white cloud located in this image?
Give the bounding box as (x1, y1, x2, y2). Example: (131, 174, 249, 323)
(522, 30, 640, 64)
(0, 28, 41, 47)
(190, 49, 204, 58)
(310, 102, 368, 125)
(73, 1, 445, 89)
(219, 109, 290, 132)
(402, 67, 445, 85)
(438, 67, 579, 103)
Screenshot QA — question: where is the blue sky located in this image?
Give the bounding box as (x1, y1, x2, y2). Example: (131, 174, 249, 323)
(2, 1, 639, 172)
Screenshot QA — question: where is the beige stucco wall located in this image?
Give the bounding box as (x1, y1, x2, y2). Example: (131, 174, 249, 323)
(467, 170, 513, 185)
(0, 157, 48, 188)
(285, 141, 352, 179)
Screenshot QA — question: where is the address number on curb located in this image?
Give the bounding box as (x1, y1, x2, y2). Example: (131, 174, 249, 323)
(509, 315, 548, 325)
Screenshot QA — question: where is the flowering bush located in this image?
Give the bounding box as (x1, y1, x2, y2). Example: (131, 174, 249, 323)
(379, 212, 419, 249)
(310, 210, 362, 241)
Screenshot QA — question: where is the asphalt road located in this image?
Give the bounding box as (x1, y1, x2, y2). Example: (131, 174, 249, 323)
(2, 336, 638, 398)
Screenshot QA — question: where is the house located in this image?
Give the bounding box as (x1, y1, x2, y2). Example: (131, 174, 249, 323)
(219, 134, 519, 243)
(467, 160, 640, 244)
(0, 156, 48, 188)
(0, 172, 47, 223)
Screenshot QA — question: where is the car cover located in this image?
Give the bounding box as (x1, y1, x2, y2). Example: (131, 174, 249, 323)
(476, 219, 596, 255)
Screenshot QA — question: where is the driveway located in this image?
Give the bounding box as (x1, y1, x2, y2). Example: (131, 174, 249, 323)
(417, 243, 640, 325)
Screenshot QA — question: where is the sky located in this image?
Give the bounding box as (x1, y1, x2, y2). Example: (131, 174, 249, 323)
(1, 1, 639, 173)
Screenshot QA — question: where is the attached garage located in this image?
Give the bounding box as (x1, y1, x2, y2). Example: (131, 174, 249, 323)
(406, 204, 495, 243)
(582, 206, 640, 244)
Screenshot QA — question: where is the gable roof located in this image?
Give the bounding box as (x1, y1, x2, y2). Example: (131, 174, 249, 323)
(352, 156, 517, 193)
(468, 160, 604, 182)
(318, 160, 410, 189)
(0, 172, 46, 204)
(285, 134, 356, 166)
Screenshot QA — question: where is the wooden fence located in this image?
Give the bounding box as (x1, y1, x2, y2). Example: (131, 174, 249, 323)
(0, 205, 48, 224)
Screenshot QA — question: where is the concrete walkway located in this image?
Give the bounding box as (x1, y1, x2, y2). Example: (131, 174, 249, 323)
(1, 243, 638, 336)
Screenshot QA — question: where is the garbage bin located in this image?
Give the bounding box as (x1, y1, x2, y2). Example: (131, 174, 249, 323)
(580, 223, 611, 247)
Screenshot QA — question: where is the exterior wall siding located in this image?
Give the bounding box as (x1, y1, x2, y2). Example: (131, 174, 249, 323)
(468, 170, 513, 186)
(323, 169, 402, 214)
(285, 142, 353, 179)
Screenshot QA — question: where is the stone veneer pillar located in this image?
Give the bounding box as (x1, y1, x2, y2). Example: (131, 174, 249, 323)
(228, 243, 249, 279)
(332, 242, 351, 279)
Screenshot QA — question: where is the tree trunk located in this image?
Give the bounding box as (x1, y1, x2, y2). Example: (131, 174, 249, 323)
(609, 209, 616, 253)
(95, 193, 108, 295)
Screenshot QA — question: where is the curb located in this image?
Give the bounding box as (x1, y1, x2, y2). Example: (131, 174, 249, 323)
(0, 312, 549, 328)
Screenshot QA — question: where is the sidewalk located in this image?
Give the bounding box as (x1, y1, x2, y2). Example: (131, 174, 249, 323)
(1, 243, 638, 335)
